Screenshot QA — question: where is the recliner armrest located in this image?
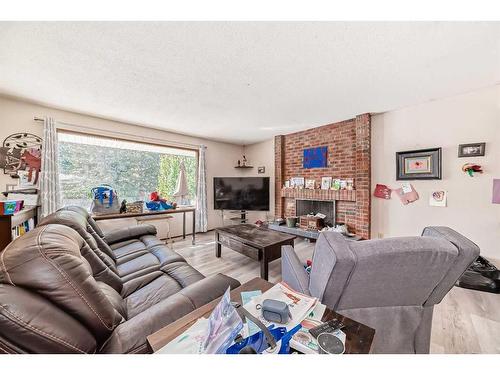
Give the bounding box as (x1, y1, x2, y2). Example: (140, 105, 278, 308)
(421, 226, 480, 305)
(281, 245, 310, 295)
(103, 224, 157, 245)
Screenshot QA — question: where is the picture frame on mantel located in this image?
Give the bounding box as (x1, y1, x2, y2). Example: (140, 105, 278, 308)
(396, 148, 442, 180)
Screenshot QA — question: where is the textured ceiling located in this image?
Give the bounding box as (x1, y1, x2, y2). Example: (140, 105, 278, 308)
(0, 22, 499, 144)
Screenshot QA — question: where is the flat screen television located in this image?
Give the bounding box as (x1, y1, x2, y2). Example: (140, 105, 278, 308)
(214, 177, 270, 211)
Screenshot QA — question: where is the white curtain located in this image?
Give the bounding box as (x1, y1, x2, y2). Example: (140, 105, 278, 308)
(195, 145, 208, 232)
(39, 117, 61, 217)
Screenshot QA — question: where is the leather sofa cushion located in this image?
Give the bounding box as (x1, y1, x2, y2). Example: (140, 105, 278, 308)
(125, 275, 183, 318)
(0, 225, 122, 343)
(97, 281, 127, 320)
(125, 262, 206, 318)
(112, 237, 186, 266)
(0, 284, 97, 353)
(161, 262, 205, 288)
(116, 253, 160, 277)
(100, 274, 241, 354)
(39, 211, 118, 271)
(103, 225, 157, 245)
(112, 240, 148, 261)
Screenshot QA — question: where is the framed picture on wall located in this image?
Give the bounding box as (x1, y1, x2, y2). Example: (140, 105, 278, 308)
(303, 146, 328, 169)
(458, 142, 485, 157)
(396, 148, 442, 180)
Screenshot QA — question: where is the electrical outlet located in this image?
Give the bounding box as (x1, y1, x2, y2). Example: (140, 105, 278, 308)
(378, 232, 384, 238)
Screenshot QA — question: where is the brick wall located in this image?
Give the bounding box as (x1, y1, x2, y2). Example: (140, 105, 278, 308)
(274, 114, 371, 239)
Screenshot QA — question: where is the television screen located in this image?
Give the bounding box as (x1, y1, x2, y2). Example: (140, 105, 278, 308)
(214, 177, 270, 211)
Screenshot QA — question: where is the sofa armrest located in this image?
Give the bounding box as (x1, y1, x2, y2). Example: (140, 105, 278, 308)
(281, 245, 310, 295)
(103, 224, 157, 245)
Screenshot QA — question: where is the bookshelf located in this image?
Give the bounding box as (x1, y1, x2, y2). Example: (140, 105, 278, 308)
(0, 206, 38, 251)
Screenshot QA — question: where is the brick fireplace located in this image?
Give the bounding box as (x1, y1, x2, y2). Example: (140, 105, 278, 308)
(274, 114, 371, 239)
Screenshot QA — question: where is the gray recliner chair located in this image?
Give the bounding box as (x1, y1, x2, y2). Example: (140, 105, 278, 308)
(281, 226, 479, 353)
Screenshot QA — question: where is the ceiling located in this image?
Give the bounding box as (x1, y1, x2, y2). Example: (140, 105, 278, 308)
(0, 22, 499, 144)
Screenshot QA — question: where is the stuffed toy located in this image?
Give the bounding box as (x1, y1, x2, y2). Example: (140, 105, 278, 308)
(146, 191, 177, 211)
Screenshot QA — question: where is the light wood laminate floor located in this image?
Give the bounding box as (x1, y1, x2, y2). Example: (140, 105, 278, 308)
(172, 231, 500, 354)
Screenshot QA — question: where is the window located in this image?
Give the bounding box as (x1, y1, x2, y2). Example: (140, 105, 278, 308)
(58, 131, 197, 209)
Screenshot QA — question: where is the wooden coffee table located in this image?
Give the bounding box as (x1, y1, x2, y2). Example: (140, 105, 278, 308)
(147, 277, 375, 354)
(215, 224, 296, 280)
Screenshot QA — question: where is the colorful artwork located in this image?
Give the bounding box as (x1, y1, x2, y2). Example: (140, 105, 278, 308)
(303, 146, 328, 169)
(374, 184, 391, 199)
(305, 179, 315, 189)
(404, 156, 432, 174)
(429, 190, 447, 207)
(321, 177, 332, 190)
(396, 148, 442, 180)
(0, 133, 42, 184)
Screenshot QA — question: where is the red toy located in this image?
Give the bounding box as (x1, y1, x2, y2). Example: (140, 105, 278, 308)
(149, 192, 177, 209)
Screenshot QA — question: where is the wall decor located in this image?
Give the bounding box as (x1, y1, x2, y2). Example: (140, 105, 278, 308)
(0, 133, 42, 183)
(394, 183, 419, 205)
(458, 142, 485, 158)
(346, 178, 354, 190)
(374, 184, 391, 199)
(305, 179, 315, 189)
(321, 176, 332, 190)
(332, 179, 341, 190)
(257, 166, 265, 174)
(290, 177, 304, 188)
(303, 146, 328, 169)
(429, 190, 447, 207)
(462, 163, 483, 177)
(396, 148, 442, 180)
(492, 179, 500, 204)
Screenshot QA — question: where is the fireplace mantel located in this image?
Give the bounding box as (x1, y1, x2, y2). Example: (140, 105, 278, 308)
(280, 187, 356, 202)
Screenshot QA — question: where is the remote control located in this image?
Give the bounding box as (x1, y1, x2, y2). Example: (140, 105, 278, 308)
(309, 319, 342, 338)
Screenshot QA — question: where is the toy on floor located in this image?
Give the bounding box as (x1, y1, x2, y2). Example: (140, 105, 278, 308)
(304, 259, 312, 274)
(146, 191, 177, 211)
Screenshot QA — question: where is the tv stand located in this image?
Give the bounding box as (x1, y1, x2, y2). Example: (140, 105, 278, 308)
(221, 210, 248, 225)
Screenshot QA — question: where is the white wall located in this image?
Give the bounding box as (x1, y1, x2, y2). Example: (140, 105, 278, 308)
(242, 139, 276, 223)
(0, 95, 243, 237)
(371, 85, 500, 258)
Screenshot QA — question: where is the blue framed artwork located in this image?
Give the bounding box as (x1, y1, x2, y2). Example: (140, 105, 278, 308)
(303, 146, 328, 169)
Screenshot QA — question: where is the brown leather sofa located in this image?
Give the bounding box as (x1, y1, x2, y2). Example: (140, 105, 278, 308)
(0, 207, 240, 354)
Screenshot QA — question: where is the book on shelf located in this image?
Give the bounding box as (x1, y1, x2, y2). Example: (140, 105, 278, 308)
(11, 217, 35, 240)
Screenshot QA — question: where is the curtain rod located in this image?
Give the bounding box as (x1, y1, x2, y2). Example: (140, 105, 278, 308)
(33, 116, 203, 150)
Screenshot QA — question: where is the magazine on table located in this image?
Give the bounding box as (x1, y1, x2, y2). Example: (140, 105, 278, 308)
(242, 281, 318, 332)
(290, 318, 346, 354)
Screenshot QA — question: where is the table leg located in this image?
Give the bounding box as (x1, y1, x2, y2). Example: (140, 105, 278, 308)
(260, 256, 269, 281)
(183, 212, 186, 240)
(215, 232, 221, 257)
(192, 210, 196, 245)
